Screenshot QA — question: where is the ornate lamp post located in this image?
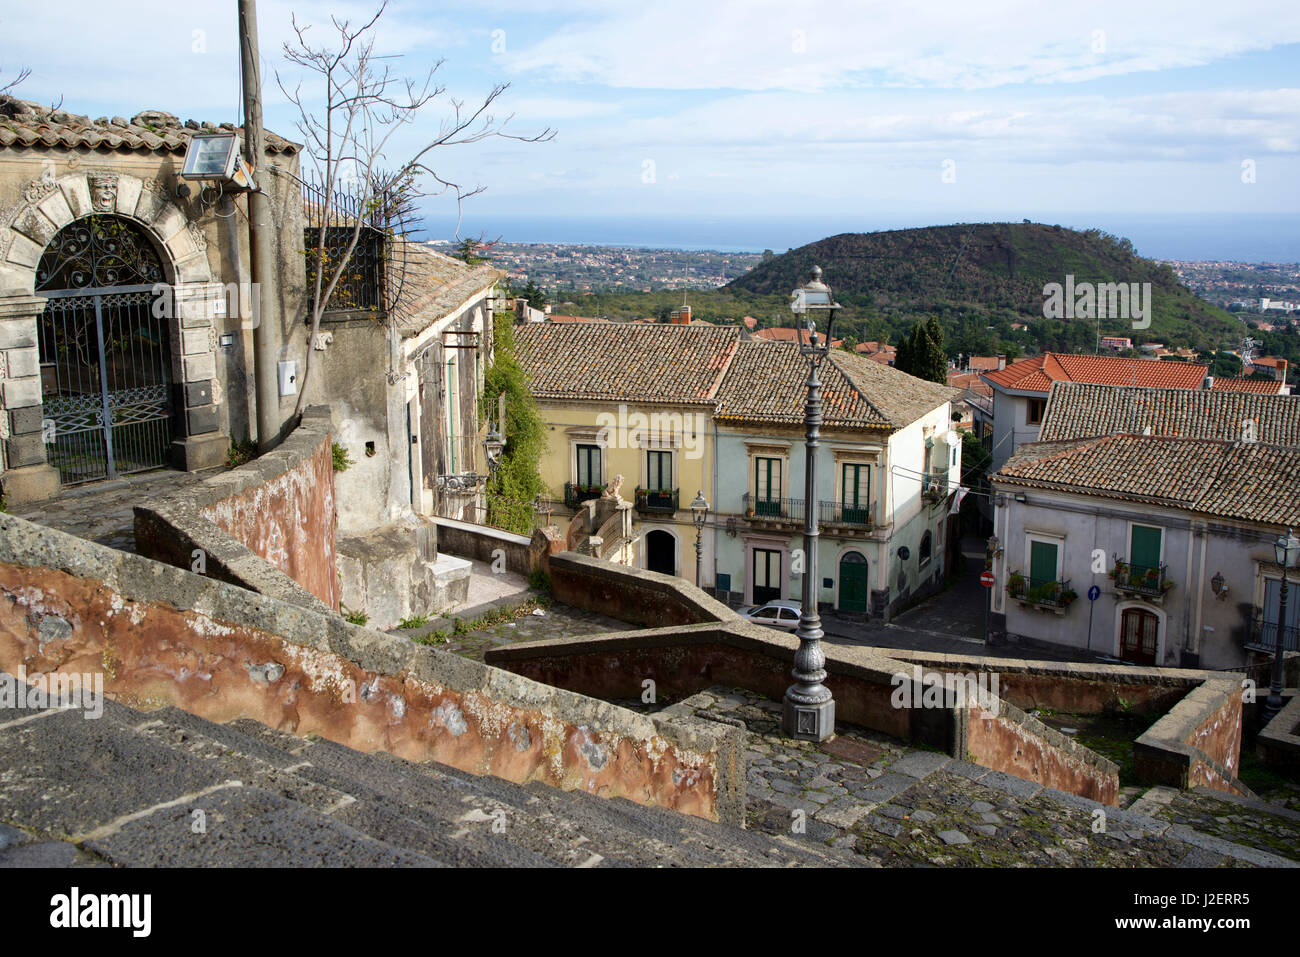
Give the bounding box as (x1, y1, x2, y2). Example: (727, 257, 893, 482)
(782, 266, 839, 742)
(1264, 528, 1300, 723)
(483, 427, 505, 475)
(690, 490, 709, 588)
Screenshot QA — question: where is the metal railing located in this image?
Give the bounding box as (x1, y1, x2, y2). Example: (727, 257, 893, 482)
(742, 493, 805, 523)
(634, 487, 679, 514)
(1007, 574, 1076, 609)
(564, 482, 603, 509)
(1110, 560, 1172, 597)
(1245, 617, 1300, 654)
(819, 501, 873, 526)
(437, 494, 537, 536)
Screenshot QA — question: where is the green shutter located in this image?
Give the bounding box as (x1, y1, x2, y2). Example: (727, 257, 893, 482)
(1130, 526, 1162, 572)
(1029, 541, 1058, 585)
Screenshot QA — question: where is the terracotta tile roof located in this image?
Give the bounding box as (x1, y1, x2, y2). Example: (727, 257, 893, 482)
(751, 326, 844, 348)
(982, 352, 1208, 394)
(548, 314, 610, 323)
(714, 342, 957, 429)
(0, 100, 299, 154)
(1039, 382, 1300, 446)
(1252, 356, 1287, 369)
(966, 356, 1003, 372)
(514, 323, 739, 404)
(1210, 376, 1286, 395)
(994, 434, 1300, 526)
(947, 371, 994, 396)
(390, 241, 501, 337)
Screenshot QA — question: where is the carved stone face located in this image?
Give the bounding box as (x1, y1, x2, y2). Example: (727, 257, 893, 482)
(88, 173, 117, 212)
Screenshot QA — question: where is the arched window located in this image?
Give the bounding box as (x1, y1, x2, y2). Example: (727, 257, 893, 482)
(919, 531, 933, 566)
(36, 215, 166, 291)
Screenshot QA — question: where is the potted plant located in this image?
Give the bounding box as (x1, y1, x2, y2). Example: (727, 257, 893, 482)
(1007, 571, 1026, 598)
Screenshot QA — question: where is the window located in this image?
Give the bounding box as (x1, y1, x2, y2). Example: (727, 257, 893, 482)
(753, 606, 779, 620)
(646, 450, 672, 491)
(842, 463, 869, 514)
(919, 531, 933, 567)
(755, 457, 782, 516)
(1026, 398, 1046, 425)
(576, 444, 601, 488)
(303, 226, 384, 312)
(1264, 578, 1300, 646)
(1029, 540, 1059, 587)
(1129, 525, 1163, 574)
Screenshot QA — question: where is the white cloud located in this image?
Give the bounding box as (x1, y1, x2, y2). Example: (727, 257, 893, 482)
(506, 0, 1300, 92)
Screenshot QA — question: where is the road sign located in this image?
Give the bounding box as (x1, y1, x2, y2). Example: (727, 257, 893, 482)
(980, 570, 996, 588)
(1088, 584, 1101, 602)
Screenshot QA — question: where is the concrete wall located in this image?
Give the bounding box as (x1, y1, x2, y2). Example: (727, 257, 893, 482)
(0, 511, 743, 826)
(135, 406, 339, 610)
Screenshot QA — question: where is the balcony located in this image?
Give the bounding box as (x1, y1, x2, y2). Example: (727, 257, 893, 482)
(1007, 573, 1077, 613)
(1109, 560, 1173, 600)
(819, 501, 874, 528)
(742, 493, 805, 525)
(1244, 616, 1300, 654)
(634, 487, 679, 514)
(564, 482, 603, 509)
(921, 473, 949, 503)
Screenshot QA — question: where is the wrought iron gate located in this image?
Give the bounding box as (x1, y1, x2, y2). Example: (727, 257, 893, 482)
(35, 214, 173, 485)
(38, 287, 173, 484)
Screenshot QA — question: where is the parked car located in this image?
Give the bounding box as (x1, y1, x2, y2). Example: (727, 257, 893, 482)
(738, 600, 803, 631)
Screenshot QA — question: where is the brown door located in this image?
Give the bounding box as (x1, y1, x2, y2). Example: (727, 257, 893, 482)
(1119, 608, 1159, 665)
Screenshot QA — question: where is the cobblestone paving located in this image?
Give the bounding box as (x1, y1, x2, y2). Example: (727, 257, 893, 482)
(673, 686, 1296, 868)
(12, 467, 220, 553)
(1138, 786, 1300, 863)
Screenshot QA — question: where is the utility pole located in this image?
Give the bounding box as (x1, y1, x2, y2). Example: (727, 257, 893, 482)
(239, 0, 282, 451)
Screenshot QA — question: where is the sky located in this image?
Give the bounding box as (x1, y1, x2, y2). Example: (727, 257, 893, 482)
(4, 1, 1300, 259)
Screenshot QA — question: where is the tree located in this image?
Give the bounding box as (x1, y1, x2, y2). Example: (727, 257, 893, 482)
(279, 1, 554, 416)
(896, 317, 947, 384)
(520, 279, 547, 311)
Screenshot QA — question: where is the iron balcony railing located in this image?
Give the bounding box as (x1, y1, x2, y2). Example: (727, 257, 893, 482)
(742, 493, 805, 523)
(1245, 616, 1300, 654)
(564, 482, 603, 509)
(819, 501, 873, 527)
(634, 487, 679, 514)
(1110, 560, 1172, 598)
(1007, 574, 1077, 609)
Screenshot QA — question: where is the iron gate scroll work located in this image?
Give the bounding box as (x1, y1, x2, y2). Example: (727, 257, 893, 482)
(36, 216, 173, 484)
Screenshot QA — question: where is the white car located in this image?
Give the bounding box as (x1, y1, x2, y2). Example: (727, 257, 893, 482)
(738, 600, 804, 631)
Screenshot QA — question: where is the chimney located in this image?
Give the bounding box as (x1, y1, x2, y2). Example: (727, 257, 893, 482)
(997, 354, 1006, 370)
(1203, 375, 1214, 390)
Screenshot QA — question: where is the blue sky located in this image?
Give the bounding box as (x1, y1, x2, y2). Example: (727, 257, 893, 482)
(5, 1, 1300, 257)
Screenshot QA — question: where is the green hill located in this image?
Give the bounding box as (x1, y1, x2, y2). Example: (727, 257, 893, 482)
(724, 223, 1245, 353)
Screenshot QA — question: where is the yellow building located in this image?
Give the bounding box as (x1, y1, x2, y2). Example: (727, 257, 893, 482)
(514, 323, 734, 579)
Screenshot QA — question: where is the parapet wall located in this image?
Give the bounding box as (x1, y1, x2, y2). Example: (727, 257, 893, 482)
(135, 406, 339, 611)
(0, 512, 743, 825)
(434, 517, 532, 577)
(548, 552, 738, 627)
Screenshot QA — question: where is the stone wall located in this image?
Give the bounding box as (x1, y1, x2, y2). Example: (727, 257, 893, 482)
(435, 517, 533, 576)
(548, 552, 737, 627)
(135, 405, 339, 610)
(1134, 677, 1248, 796)
(0, 511, 742, 826)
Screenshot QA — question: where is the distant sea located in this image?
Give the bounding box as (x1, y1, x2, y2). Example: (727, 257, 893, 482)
(420, 212, 1300, 263)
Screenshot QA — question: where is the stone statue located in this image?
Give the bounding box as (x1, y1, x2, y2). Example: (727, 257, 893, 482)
(88, 172, 118, 212)
(602, 474, 625, 500)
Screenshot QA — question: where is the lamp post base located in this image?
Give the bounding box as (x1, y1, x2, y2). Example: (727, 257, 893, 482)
(782, 694, 835, 742)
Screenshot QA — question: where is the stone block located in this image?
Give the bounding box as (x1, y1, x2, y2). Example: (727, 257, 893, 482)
(183, 353, 216, 383)
(60, 176, 92, 219)
(155, 205, 187, 243)
(6, 233, 43, 269)
(0, 462, 59, 505)
(9, 404, 43, 436)
(11, 207, 58, 247)
(180, 327, 212, 356)
(176, 252, 213, 284)
(0, 319, 37, 351)
(184, 404, 220, 436)
(133, 186, 164, 225)
(1, 376, 40, 409)
(4, 348, 38, 379)
(4, 432, 47, 468)
(36, 188, 74, 231)
(114, 176, 143, 218)
(183, 380, 213, 408)
(169, 433, 228, 472)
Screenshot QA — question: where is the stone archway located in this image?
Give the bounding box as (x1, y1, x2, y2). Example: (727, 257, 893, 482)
(0, 170, 226, 501)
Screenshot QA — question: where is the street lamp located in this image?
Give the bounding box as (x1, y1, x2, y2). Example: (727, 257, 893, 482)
(782, 266, 840, 742)
(483, 427, 505, 475)
(690, 490, 709, 588)
(1264, 528, 1300, 723)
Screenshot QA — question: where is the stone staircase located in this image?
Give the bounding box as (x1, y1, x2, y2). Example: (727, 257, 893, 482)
(0, 698, 861, 868)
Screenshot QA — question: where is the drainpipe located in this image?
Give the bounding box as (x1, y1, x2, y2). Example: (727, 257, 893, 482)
(712, 412, 719, 597)
(239, 0, 282, 451)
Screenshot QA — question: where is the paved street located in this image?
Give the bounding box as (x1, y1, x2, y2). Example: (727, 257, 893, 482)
(11, 467, 220, 552)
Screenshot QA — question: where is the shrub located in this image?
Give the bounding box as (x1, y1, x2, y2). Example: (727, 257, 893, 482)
(332, 442, 353, 472)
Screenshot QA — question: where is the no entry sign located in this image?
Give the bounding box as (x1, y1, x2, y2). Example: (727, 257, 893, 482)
(980, 570, 995, 588)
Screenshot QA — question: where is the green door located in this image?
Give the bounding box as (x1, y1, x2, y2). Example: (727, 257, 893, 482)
(839, 552, 870, 612)
(842, 463, 870, 524)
